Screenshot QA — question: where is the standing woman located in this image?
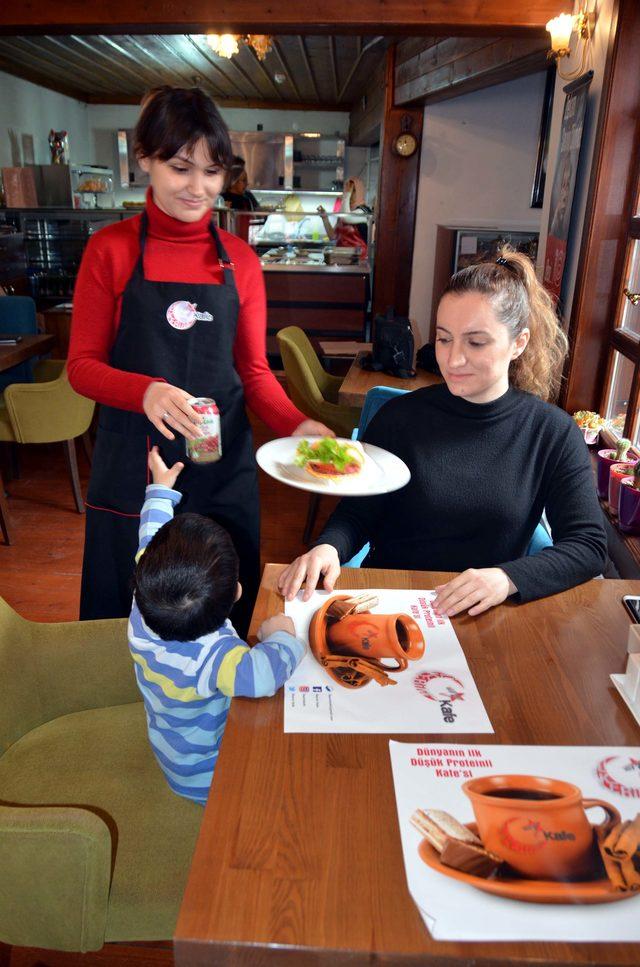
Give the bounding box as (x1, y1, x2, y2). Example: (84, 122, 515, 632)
(69, 86, 327, 631)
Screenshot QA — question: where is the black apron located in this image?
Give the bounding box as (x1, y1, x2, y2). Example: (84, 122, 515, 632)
(80, 213, 260, 636)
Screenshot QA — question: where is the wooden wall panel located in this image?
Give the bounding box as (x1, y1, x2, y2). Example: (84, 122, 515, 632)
(395, 35, 547, 106)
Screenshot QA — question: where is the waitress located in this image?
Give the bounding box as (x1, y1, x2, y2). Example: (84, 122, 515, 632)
(68, 86, 329, 632)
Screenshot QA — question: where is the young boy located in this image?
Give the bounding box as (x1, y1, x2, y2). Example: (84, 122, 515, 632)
(128, 446, 305, 805)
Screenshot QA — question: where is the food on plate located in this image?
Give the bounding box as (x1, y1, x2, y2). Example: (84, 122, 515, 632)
(294, 437, 364, 480)
(411, 808, 502, 878)
(598, 814, 640, 892)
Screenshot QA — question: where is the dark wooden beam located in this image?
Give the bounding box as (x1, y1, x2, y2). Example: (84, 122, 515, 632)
(298, 36, 320, 102)
(372, 45, 423, 319)
(329, 36, 339, 101)
(348, 58, 385, 145)
(244, 44, 284, 100)
(0, 1, 563, 36)
(271, 38, 303, 101)
(83, 93, 348, 110)
(395, 36, 548, 106)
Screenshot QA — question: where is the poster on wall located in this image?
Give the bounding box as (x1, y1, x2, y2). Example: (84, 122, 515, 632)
(543, 70, 593, 307)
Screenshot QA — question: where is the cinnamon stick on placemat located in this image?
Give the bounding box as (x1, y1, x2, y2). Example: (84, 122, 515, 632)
(598, 815, 640, 892)
(327, 592, 379, 620)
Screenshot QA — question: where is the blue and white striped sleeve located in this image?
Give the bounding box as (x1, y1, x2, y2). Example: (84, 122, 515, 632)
(136, 484, 182, 562)
(196, 629, 306, 699)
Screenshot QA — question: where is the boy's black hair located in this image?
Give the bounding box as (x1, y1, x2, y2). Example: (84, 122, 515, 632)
(134, 85, 233, 173)
(133, 513, 239, 642)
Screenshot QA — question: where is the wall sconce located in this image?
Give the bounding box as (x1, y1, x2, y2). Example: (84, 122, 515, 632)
(546, 9, 596, 80)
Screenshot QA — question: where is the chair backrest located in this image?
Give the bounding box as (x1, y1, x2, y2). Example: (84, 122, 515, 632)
(0, 296, 39, 392)
(358, 385, 408, 437)
(277, 326, 327, 389)
(276, 326, 326, 416)
(4, 365, 95, 444)
(0, 296, 37, 335)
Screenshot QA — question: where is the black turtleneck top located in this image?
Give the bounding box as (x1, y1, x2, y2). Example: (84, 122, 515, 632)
(314, 383, 607, 603)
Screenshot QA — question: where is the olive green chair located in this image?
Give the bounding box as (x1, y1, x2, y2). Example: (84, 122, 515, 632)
(0, 360, 95, 544)
(0, 596, 203, 952)
(276, 326, 360, 438)
(276, 327, 362, 543)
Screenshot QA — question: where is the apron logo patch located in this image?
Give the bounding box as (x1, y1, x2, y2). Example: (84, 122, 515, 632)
(166, 301, 213, 330)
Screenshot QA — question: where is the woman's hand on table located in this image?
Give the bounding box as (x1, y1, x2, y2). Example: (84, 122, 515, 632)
(292, 419, 335, 438)
(433, 568, 517, 618)
(278, 544, 340, 602)
(143, 382, 203, 441)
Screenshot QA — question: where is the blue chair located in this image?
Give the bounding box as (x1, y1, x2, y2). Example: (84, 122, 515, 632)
(0, 296, 39, 393)
(343, 385, 553, 566)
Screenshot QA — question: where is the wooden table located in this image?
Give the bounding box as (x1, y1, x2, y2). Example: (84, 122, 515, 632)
(175, 565, 640, 967)
(338, 350, 442, 406)
(0, 334, 55, 372)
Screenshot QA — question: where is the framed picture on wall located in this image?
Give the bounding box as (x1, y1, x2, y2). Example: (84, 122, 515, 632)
(542, 70, 593, 307)
(530, 66, 556, 209)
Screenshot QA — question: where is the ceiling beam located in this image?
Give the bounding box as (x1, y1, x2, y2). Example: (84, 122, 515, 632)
(328, 36, 339, 101)
(298, 37, 320, 102)
(245, 44, 284, 100)
(0, 1, 560, 36)
(271, 39, 303, 101)
(84, 93, 349, 111)
(338, 35, 384, 102)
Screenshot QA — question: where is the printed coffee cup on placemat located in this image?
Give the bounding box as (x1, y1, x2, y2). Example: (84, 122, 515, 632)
(463, 774, 620, 881)
(326, 612, 424, 669)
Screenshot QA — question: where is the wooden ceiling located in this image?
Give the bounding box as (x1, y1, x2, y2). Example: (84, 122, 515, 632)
(0, 34, 391, 110)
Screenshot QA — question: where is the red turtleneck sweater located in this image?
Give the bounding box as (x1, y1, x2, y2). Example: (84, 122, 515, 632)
(68, 191, 305, 435)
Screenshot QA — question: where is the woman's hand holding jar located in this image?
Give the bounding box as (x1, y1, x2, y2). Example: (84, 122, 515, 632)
(142, 381, 203, 441)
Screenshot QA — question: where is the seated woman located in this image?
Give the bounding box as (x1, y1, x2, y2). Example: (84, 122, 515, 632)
(279, 249, 607, 618)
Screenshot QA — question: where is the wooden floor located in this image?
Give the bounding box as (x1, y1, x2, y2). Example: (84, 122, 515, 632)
(0, 414, 338, 623)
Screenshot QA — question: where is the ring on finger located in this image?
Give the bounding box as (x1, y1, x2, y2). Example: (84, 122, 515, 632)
(162, 410, 170, 422)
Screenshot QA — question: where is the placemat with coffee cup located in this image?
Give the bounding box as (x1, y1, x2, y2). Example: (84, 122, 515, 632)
(391, 742, 640, 941)
(283, 589, 493, 734)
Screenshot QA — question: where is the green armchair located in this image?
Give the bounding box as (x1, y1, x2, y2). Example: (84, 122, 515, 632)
(276, 326, 360, 438)
(0, 360, 95, 544)
(0, 597, 203, 952)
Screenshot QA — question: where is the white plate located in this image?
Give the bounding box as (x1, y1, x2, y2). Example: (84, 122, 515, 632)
(255, 436, 411, 496)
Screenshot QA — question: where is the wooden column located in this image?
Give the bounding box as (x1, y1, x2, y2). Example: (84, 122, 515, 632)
(561, 0, 640, 413)
(372, 45, 423, 319)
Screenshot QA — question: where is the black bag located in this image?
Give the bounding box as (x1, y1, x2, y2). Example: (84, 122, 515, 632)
(361, 307, 416, 378)
(416, 342, 441, 376)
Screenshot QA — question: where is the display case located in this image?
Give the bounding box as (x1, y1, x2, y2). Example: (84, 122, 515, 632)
(1, 209, 133, 307)
(70, 165, 115, 209)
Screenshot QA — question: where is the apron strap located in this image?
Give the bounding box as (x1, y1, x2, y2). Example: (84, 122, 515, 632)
(136, 211, 236, 287)
(209, 220, 236, 286)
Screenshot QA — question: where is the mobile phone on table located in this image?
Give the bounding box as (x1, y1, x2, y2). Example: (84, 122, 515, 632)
(0, 335, 23, 345)
(622, 595, 640, 622)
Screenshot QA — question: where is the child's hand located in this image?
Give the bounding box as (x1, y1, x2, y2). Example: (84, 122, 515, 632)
(257, 613, 296, 641)
(148, 445, 184, 489)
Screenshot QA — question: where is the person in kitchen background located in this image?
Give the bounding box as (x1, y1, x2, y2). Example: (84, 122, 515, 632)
(68, 85, 331, 633)
(317, 176, 372, 256)
(222, 155, 260, 212)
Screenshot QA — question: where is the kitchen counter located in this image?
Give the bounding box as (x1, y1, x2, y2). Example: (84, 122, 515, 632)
(261, 261, 369, 274)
